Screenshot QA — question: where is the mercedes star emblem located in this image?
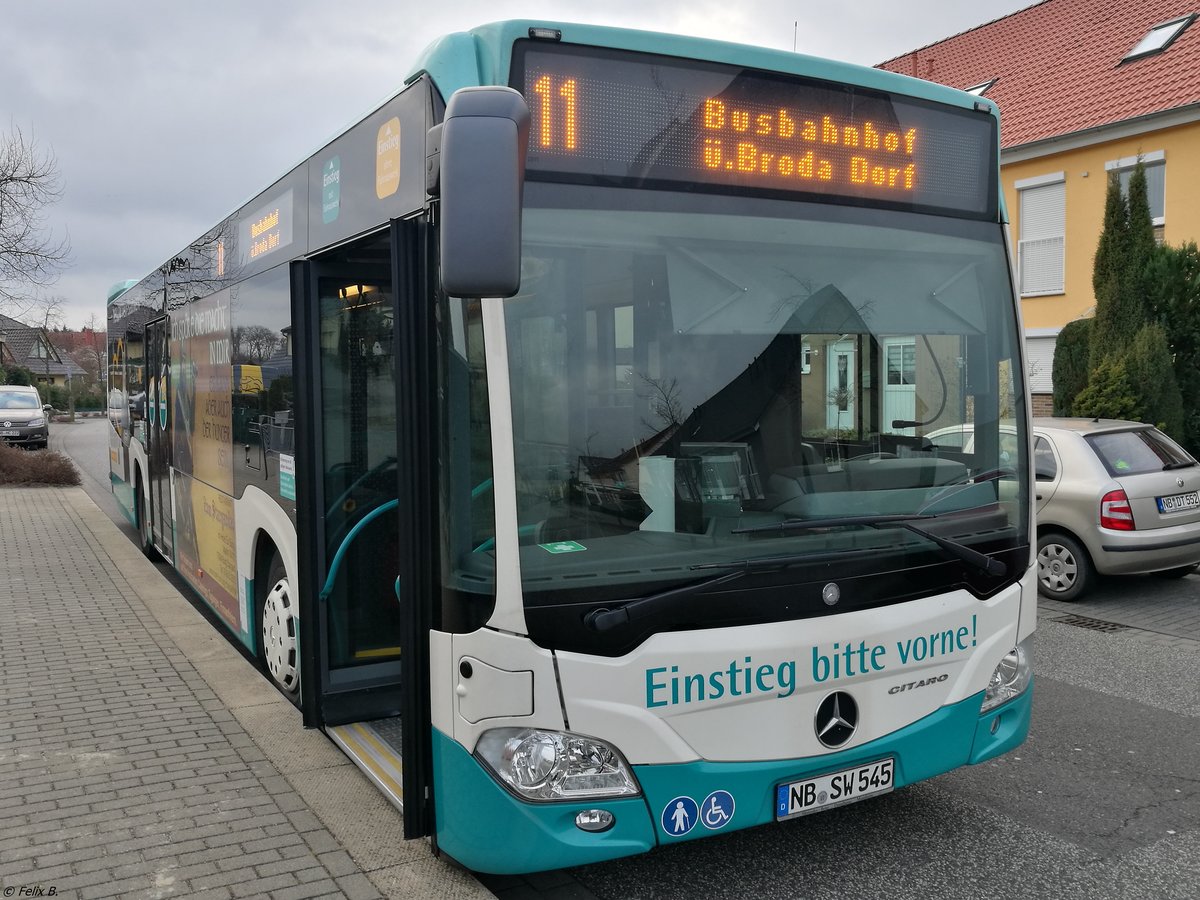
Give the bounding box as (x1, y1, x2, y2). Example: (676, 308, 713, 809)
(815, 691, 859, 748)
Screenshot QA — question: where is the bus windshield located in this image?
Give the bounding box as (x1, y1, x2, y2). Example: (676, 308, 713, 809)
(494, 185, 1027, 642)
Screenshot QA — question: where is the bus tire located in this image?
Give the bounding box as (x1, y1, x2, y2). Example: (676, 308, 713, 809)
(136, 476, 156, 560)
(1036, 531, 1092, 601)
(260, 553, 301, 702)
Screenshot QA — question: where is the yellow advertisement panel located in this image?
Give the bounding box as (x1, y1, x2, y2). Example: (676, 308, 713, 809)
(171, 289, 242, 633)
(376, 117, 401, 199)
(177, 475, 241, 630)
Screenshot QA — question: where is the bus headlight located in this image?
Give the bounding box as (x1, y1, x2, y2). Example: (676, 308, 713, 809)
(981, 638, 1032, 712)
(475, 727, 641, 801)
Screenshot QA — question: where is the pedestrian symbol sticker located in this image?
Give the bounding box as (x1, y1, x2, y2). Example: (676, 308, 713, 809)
(661, 796, 698, 836)
(701, 790, 735, 830)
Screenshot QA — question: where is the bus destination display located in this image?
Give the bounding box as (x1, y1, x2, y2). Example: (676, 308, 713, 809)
(513, 42, 996, 218)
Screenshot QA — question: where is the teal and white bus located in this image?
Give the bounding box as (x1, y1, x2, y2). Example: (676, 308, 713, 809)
(108, 21, 1035, 874)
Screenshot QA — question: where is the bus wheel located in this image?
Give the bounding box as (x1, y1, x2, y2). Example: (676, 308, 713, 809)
(261, 554, 300, 701)
(1036, 532, 1092, 601)
(136, 480, 155, 560)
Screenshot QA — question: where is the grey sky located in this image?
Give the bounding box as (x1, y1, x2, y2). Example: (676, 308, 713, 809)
(1, 0, 1036, 329)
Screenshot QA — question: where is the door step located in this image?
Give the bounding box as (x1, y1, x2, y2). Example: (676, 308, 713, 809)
(327, 717, 405, 812)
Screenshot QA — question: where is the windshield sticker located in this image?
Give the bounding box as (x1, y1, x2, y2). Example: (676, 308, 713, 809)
(279, 454, 296, 501)
(645, 615, 976, 709)
(539, 540, 587, 554)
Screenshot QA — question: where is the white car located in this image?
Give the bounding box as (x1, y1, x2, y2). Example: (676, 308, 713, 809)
(926, 419, 1200, 599)
(0, 385, 50, 450)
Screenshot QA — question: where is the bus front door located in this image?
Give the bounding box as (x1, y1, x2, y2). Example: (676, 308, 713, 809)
(144, 316, 173, 558)
(293, 223, 432, 839)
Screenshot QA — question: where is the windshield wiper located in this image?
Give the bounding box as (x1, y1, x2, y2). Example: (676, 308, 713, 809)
(732, 513, 1007, 578)
(580, 513, 1003, 633)
(586, 549, 841, 632)
(584, 516, 1006, 632)
(1164, 460, 1197, 470)
(732, 513, 931, 535)
(584, 568, 749, 632)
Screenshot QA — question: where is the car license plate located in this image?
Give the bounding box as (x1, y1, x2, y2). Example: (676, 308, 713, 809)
(1157, 491, 1200, 513)
(776, 758, 894, 821)
(0, 429, 18, 436)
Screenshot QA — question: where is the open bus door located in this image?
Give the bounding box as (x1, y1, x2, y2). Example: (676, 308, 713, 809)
(292, 221, 433, 839)
(143, 316, 174, 558)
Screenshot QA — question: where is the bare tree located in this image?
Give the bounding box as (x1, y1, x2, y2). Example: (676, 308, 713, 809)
(74, 313, 106, 387)
(0, 125, 70, 314)
(637, 372, 685, 436)
(31, 293, 65, 377)
(25, 294, 73, 418)
(241, 324, 280, 362)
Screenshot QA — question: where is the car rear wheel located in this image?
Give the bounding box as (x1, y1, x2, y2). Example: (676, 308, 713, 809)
(260, 553, 300, 702)
(1037, 532, 1093, 601)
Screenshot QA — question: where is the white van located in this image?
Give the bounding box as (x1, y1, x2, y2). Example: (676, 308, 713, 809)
(0, 385, 50, 449)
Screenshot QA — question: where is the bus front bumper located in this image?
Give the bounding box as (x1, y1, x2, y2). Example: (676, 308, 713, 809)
(432, 683, 1031, 874)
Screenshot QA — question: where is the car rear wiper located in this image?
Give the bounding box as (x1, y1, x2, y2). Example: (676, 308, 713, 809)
(1163, 460, 1197, 470)
(732, 513, 1007, 578)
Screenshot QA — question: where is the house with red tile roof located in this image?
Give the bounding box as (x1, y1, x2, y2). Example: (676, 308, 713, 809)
(879, 0, 1200, 413)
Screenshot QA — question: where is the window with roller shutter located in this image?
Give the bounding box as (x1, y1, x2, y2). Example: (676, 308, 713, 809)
(1017, 173, 1065, 297)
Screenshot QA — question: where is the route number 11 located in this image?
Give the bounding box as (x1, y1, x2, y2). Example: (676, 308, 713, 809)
(531, 75, 578, 150)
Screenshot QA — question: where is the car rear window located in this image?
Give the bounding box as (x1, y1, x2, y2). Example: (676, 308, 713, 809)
(1034, 436, 1058, 481)
(1085, 428, 1195, 477)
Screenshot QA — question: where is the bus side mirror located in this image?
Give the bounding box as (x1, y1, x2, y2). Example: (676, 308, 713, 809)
(435, 86, 530, 298)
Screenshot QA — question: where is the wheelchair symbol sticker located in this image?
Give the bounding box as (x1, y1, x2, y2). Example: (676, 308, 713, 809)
(660, 796, 698, 836)
(701, 790, 735, 830)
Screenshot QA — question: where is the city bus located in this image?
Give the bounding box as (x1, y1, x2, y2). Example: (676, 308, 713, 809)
(107, 20, 1035, 874)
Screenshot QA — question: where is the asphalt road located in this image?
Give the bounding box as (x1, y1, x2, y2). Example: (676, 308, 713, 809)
(51, 419, 1200, 900)
(49, 415, 135, 534)
(559, 619, 1200, 900)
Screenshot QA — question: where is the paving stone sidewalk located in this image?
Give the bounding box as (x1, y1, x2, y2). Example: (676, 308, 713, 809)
(0, 486, 493, 900)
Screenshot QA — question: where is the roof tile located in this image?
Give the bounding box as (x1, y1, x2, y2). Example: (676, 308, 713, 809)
(878, 0, 1200, 149)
